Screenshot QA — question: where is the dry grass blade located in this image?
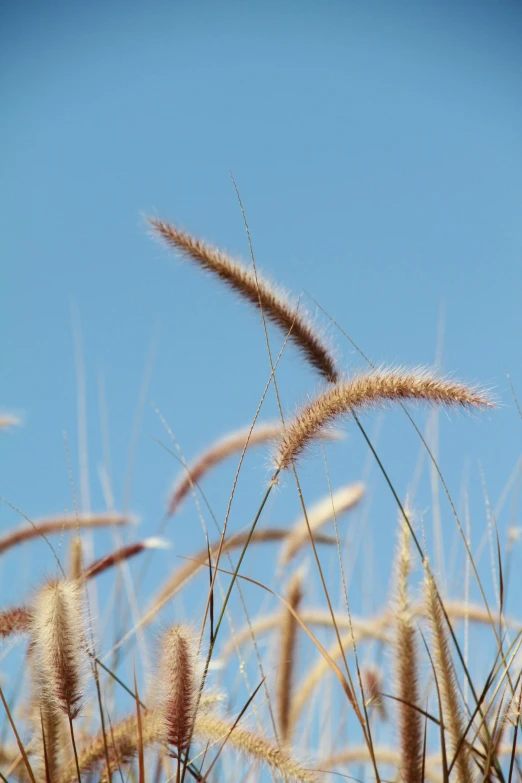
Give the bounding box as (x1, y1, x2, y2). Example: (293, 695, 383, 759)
(149, 217, 339, 382)
(280, 483, 364, 564)
(275, 366, 493, 470)
(0, 511, 136, 556)
(0, 605, 32, 637)
(167, 423, 282, 517)
(58, 712, 160, 783)
(156, 625, 199, 753)
(31, 580, 86, 719)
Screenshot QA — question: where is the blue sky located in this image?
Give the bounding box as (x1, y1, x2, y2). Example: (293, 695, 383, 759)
(1, 0, 522, 727)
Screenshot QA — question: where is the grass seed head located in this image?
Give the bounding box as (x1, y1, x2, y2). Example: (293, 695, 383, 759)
(31, 579, 86, 719)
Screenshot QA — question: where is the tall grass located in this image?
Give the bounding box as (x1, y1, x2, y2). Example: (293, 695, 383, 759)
(1, 217, 519, 783)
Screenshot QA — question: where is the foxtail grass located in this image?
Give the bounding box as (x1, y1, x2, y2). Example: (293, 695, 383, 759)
(425, 569, 475, 782)
(156, 625, 200, 753)
(149, 217, 339, 382)
(0, 511, 136, 556)
(31, 580, 86, 720)
(394, 513, 423, 783)
(277, 570, 304, 745)
(274, 367, 492, 470)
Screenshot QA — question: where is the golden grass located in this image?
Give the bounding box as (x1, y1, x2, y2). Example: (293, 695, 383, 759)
(3, 215, 519, 783)
(0, 511, 136, 556)
(425, 570, 475, 783)
(149, 217, 339, 382)
(30, 580, 86, 720)
(275, 367, 492, 470)
(277, 570, 304, 745)
(394, 514, 423, 783)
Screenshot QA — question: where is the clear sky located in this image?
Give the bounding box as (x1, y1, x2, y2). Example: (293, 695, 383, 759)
(1, 0, 522, 720)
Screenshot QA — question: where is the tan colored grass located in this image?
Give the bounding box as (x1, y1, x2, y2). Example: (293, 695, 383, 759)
(58, 706, 316, 783)
(156, 625, 200, 752)
(425, 570, 475, 782)
(361, 665, 386, 721)
(195, 712, 318, 782)
(0, 511, 136, 556)
(149, 217, 339, 382)
(275, 367, 493, 470)
(277, 570, 304, 745)
(280, 483, 364, 564)
(31, 580, 86, 719)
(58, 711, 160, 782)
(167, 422, 283, 516)
(394, 514, 423, 783)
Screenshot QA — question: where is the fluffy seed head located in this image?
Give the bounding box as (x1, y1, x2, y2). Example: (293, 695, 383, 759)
(31, 579, 86, 719)
(0, 606, 32, 638)
(424, 569, 474, 783)
(156, 624, 200, 751)
(149, 218, 339, 382)
(394, 512, 423, 783)
(275, 366, 493, 470)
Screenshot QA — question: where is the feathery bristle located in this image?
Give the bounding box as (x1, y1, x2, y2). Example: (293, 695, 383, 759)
(195, 712, 318, 782)
(361, 665, 386, 721)
(156, 625, 200, 751)
(58, 711, 161, 782)
(275, 367, 493, 470)
(31, 580, 86, 719)
(0, 606, 32, 637)
(149, 217, 339, 382)
(394, 513, 423, 783)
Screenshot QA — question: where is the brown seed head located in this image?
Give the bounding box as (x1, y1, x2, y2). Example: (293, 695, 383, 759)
(31, 579, 86, 719)
(275, 367, 493, 470)
(156, 625, 200, 751)
(149, 217, 339, 382)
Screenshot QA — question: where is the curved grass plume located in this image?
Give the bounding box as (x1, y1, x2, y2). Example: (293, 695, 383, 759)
(3, 213, 516, 783)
